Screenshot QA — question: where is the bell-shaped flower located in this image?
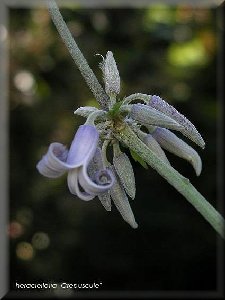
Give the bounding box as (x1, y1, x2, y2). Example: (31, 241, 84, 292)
(37, 125, 115, 201)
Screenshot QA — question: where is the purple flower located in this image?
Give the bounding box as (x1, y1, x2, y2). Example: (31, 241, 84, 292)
(36, 125, 114, 201)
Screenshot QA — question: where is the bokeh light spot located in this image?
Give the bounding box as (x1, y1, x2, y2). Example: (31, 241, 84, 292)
(14, 70, 35, 93)
(8, 221, 24, 239)
(143, 5, 175, 30)
(91, 12, 109, 32)
(168, 39, 208, 67)
(16, 242, 34, 261)
(68, 21, 83, 37)
(172, 82, 191, 101)
(32, 232, 50, 250)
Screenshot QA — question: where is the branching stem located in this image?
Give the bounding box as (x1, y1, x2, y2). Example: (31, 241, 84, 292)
(114, 124, 225, 239)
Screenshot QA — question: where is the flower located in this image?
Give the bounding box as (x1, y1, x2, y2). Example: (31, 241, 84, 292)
(71, 50, 206, 228)
(38, 50, 205, 229)
(36, 125, 114, 201)
(43, 0, 225, 237)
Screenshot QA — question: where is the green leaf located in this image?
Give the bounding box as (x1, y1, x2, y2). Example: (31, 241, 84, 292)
(130, 149, 148, 169)
(108, 100, 123, 118)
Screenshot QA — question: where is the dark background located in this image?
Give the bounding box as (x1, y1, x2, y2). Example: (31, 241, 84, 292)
(8, 3, 222, 296)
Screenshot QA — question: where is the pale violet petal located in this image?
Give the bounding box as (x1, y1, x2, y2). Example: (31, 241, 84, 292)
(88, 147, 112, 210)
(88, 147, 105, 173)
(37, 125, 99, 178)
(152, 127, 202, 176)
(67, 169, 95, 201)
(78, 166, 115, 196)
(36, 142, 69, 178)
(67, 125, 99, 167)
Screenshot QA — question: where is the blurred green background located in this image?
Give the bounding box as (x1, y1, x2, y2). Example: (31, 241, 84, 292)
(9, 4, 220, 294)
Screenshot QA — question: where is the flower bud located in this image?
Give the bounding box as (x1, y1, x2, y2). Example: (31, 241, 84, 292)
(113, 152, 136, 200)
(101, 51, 120, 96)
(152, 127, 202, 176)
(149, 95, 205, 149)
(131, 104, 183, 131)
(143, 134, 170, 165)
(109, 166, 138, 229)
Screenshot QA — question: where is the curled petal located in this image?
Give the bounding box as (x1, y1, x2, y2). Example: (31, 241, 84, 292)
(88, 147, 112, 210)
(113, 153, 136, 200)
(149, 95, 205, 148)
(94, 169, 113, 185)
(37, 125, 99, 180)
(67, 125, 99, 167)
(67, 169, 94, 201)
(88, 147, 105, 172)
(143, 134, 170, 165)
(78, 166, 115, 196)
(152, 127, 202, 176)
(67, 138, 114, 199)
(109, 166, 138, 229)
(36, 143, 69, 178)
(131, 104, 183, 131)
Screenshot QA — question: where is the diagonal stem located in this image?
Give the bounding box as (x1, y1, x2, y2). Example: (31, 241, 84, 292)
(113, 124, 224, 239)
(123, 93, 150, 105)
(46, 0, 108, 110)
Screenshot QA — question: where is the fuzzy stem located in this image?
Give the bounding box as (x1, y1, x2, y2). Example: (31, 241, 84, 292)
(85, 110, 106, 125)
(109, 94, 117, 110)
(113, 124, 224, 239)
(47, 0, 108, 110)
(123, 93, 150, 105)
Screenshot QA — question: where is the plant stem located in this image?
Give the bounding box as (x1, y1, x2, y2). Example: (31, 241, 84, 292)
(47, 0, 108, 110)
(113, 124, 224, 239)
(123, 93, 150, 105)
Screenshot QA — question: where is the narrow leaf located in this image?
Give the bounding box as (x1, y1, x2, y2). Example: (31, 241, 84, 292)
(113, 152, 136, 199)
(130, 149, 148, 169)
